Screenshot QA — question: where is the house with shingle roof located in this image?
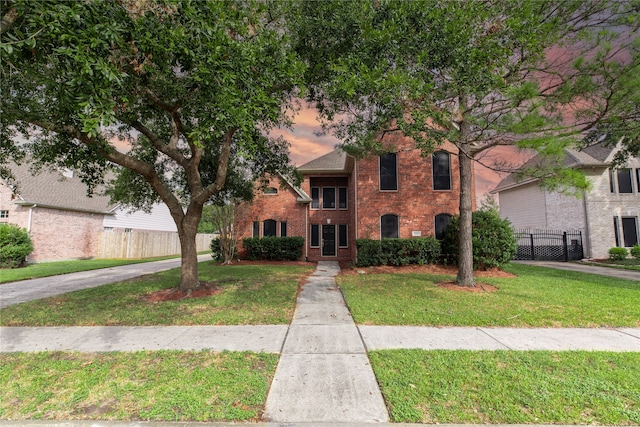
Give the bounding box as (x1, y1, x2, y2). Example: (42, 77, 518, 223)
(0, 161, 176, 262)
(492, 138, 640, 259)
(234, 133, 467, 262)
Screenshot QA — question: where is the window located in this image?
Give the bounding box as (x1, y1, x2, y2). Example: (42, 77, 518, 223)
(614, 217, 621, 247)
(311, 187, 320, 209)
(338, 224, 348, 247)
(280, 221, 287, 237)
(338, 187, 348, 210)
(622, 217, 639, 247)
(0, 210, 8, 219)
(381, 214, 399, 239)
(252, 221, 260, 238)
(609, 169, 616, 193)
(323, 187, 336, 209)
(433, 151, 451, 190)
(124, 228, 133, 233)
(310, 224, 320, 247)
(379, 153, 398, 191)
(263, 219, 277, 237)
(617, 169, 633, 193)
(637, 169, 640, 192)
(263, 187, 278, 195)
(434, 213, 452, 240)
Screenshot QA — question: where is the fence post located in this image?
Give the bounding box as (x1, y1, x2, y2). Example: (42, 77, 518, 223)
(530, 234, 535, 260)
(562, 232, 568, 262)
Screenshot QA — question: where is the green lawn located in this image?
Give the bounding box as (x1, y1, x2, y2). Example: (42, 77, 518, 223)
(338, 263, 640, 327)
(0, 351, 277, 422)
(0, 263, 313, 326)
(0, 256, 181, 284)
(370, 350, 640, 425)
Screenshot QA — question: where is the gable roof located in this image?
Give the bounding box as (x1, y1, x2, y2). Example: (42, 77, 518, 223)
(5, 161, 114, 214)
(492, 140, 616, 193)
(297, 149, 354, 174)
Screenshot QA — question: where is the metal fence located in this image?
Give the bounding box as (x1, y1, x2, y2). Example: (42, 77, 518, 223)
(513, 228, 584, 262)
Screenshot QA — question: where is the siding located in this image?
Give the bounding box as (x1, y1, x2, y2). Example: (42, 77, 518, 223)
(103, 203, 177, 232)
(499, 182, 546, 228)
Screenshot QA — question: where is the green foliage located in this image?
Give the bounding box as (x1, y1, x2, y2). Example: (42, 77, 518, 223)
(355, 238, 441, 267)
(209, 238, 223, 262)
(242, 237, 305, 261)
(0, 223, 34, 268)
(631, 245, 640, 259)
(608, 247, 629, 261)
(441, 210, 517, 270)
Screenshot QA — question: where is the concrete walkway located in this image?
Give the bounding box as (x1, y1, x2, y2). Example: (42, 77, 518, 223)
(514, 260, 640, 281)
(0, 254, 212, 309)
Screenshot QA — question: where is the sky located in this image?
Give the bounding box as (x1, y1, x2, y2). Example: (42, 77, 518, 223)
(274, 104, 528, 205)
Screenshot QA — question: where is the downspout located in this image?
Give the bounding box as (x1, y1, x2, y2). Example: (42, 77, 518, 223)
(582, 188, 592, 259)
(305, 203, 309, 261)
(354, 161, 358, 261)
(27, 204, 37, 233)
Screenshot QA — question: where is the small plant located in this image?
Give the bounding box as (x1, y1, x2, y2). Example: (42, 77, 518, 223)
(0, 223, 34, 268)
(608, 247, 629, 261)
(631, 245, 640, 259)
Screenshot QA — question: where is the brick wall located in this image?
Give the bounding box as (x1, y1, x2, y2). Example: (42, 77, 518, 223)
(355, 134, 464, 239)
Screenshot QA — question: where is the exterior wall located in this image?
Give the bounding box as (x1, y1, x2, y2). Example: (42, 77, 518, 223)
(583, 162, 640, 259)
(103, 203, 177, 232)
(498, 182, 547, 228)
(26, 206, 104, 262)
(0, 181, 29, 229)
(234, 176, 309, 259)
(355, 135, 463, 240)
(544, 191, 585, 232)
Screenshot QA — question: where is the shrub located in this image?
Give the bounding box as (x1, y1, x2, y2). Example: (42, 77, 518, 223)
(355, 237, 440, 267)
(242, 236, 304, 261)
(210, 238, 223, 262)
(630, 245, 640, 260)
(608, 247, 629, 261)
(441, 210, 517, 270)
(0, 223, 34, 268)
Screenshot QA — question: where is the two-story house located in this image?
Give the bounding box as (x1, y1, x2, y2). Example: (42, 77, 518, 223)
(492, 139, 640, 259)
(234, 134, 468, 262)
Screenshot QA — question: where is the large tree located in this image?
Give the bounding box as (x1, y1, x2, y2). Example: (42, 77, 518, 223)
(1, 0, 303, 291)
(292, 0, 639, 286)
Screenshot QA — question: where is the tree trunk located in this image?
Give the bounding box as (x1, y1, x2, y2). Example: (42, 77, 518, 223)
(177, 210, 202, 291)
(456, 148, 476, 287)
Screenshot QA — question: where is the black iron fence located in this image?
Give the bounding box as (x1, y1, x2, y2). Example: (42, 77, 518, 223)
(513, 228, 584, 262)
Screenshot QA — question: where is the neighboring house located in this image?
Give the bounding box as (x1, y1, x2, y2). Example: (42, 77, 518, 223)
(0, 161, 177, 262)
(235, 133, 469, 262)
(492, 139, 640, 259)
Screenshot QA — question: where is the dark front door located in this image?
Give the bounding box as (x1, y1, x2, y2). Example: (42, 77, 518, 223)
(322, 224, 336, 256)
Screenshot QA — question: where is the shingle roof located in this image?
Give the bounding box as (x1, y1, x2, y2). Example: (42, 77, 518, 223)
(492, 141, 612, 193)
(297, 149, 354, 174)
(6, 161, 114, 214)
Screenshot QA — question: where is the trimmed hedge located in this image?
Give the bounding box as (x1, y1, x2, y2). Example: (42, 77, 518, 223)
(608, 247, 629, 261)
(242, 236, 304, 261)
(631, 245, 640, 259)
(0, 223, 34, 268)
(356, 237, 441, 267)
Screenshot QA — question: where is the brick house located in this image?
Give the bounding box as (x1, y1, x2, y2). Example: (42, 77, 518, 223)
(235, 134, 468, 262)
(0, 161, 177, 262)
(492, 139, 640, 259)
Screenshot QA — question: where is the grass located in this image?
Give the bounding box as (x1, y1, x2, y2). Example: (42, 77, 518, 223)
(0, 263, 313, 326)
(582, 258, 640, 271)
(370, 350, 640, 425)
(0, 351, 277, 422)
(338, 263, 640, 327)
(0, 256, 181, 284)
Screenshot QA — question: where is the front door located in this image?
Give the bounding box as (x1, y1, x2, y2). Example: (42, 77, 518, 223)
(322, 224, 336, 256)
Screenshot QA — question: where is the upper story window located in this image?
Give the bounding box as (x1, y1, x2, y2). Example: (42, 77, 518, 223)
(379, 153, 398, 191)
(263, 187, 278, 195)
(434, 213, 453, 240)
(610, 168, 639, 194)
(381, 214, 399, 239)
(0, 210, 8, 219)
(433, 151, 451, 190)
(323, 187, 336, 209)
(263, 219, 277, 237)
(338, 187, 348, 210)
(311, 187, 320, 209)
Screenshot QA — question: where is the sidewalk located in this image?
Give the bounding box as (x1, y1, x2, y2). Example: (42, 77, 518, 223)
(514, 260, 640, 281)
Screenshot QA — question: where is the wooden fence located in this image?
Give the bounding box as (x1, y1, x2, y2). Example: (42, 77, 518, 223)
(97, 232, 216, 259)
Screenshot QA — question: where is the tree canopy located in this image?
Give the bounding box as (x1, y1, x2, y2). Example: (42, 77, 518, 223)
(292, 0, 639, 285)
(1, 0, 304, 290)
